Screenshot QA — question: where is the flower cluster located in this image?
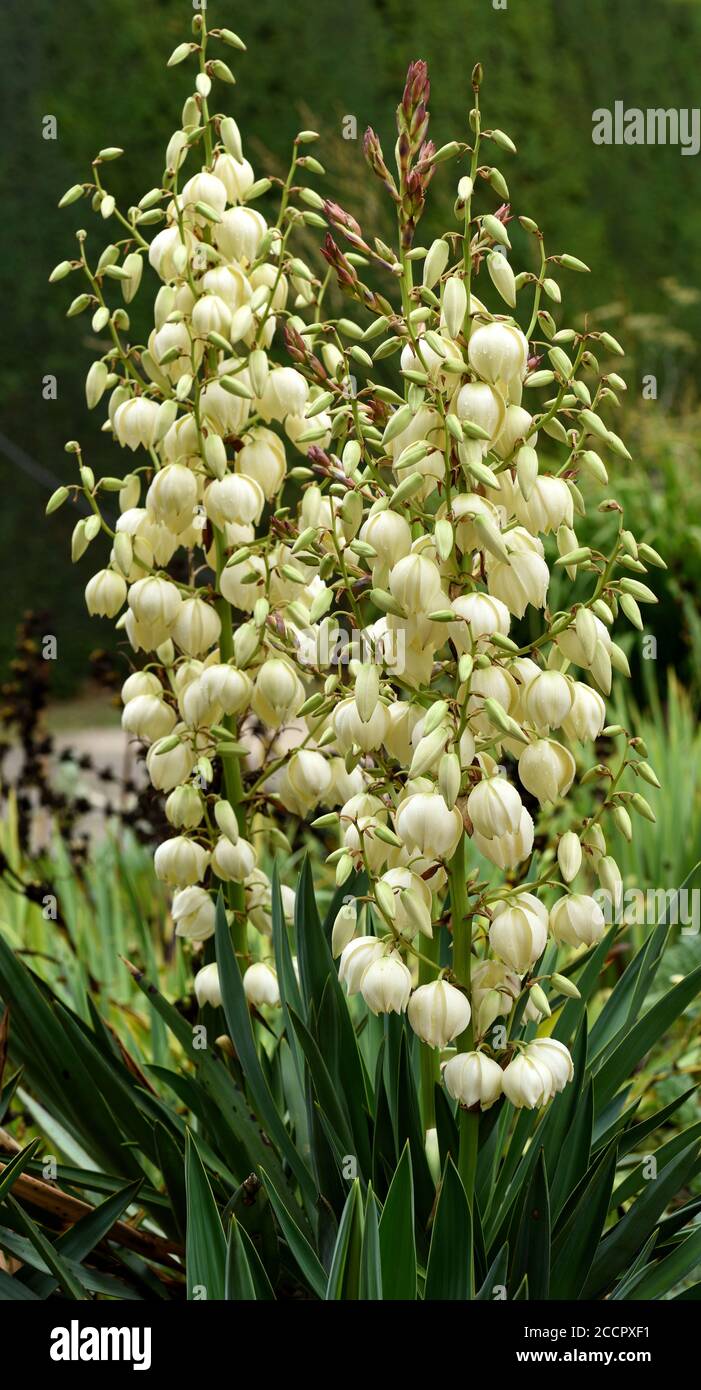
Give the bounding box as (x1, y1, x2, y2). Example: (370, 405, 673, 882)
(50, 16, 663, 1114)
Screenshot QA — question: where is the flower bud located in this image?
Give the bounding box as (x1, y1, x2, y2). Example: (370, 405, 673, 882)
(557, 831, 582, 884)
(332, 900, 357, 957)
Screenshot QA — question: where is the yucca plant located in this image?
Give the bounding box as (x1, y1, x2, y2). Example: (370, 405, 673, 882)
(1, 5, 700, 1304)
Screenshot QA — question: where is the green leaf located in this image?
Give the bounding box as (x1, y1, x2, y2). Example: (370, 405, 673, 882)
(127, 958, 294, 1198)
(0, 1136, 41, 1202)
(510, 1149, 550, 1300)
(0, 1268, 39, 1299)
(550, 1143, 618, 1300)
(379, 1144, 416, 1300)
(293, 859, 372, 1173)
(271, 860, 305, 1071)
(185, 1130, 226, 1301)
(214, 896, 315, 1202)
(288, 1006, 356, 1160)
(549, 1078, 593, 1217)
(259, 1166, 326, 1299)
(594, 965, 701, 1109)
(395, 1030, 435, 1227)
(476, 1242, 509, 1300)
(360, 1187, 383, 1299)
(154, 1122, 187, 1242)
(325, 1180, 363, 1299)
(4, 1195, 87, 1300)
(424, 1156, 473, 1300)
(24, 1177, 143, 1299)
(596, 1085, 697, 1161)
(553, 926, 617, 1045)
(588, 914, 670, 1060)
(583, 1138, 701, 1297)
(612, 1119, 701, 1208)
(225, 1215, 275, 1300)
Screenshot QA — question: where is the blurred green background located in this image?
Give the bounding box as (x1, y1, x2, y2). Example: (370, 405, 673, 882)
(2, 0, 700, 699)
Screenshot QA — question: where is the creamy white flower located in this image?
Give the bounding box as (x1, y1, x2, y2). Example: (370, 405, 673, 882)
(172, 886, 215, 942)
(146, 464, 198, 534)
(214, 205, 267, 262)
(194, 962, 222, 1009)
(493, 404, 536, 459)
(172, 597, 221, 657)
(332, 900, 357, 958)
(472, 806, 534, 870)
(557, 830, 582, 884)
(339, 936, 385, 994)
(454, 381, 505, 442)
(146, 735, 195, 792)
(200, 664, 252, 716)
(114, 397, 160, 452)
(443, 1051, 504, 1109)
(333, 697, 389, 755)
(243, 961, 280, 1008)
(165, 784, 204, 830)
(468, 777, 523, 838)
(121, 693, 176, 742)
(251, 660, 303, 727)
(154, 836, 209, 887)
(395, 792, 464, 861)
(524, 670, 574, 732)
(517, 739, 576, 804)
(360, 952, 412, 1015)
(258, 367, 309, 422)
(489, 899, 548, 972)
(237, 428, 286, 498)
(450, 592, 510, 652)
(502, 1038, 573, 1108)
(376, 867, 433, 939)
(408, 980, 471, 1048)
(468, 322, 528, 393)
(211, 836, 256, 882)
(85, 569, 127, 618)
(561, 682, 606, 741)
(486, 528, 549, 618)
(388, 552, 444, 613)
(212, 151, 255, 204)
(549, 893, 606, 947)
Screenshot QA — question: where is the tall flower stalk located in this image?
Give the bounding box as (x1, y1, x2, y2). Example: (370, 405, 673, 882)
(49, 7, 664, 1132)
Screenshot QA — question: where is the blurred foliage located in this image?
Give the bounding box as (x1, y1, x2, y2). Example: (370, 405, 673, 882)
(3, 0, 701, 694)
